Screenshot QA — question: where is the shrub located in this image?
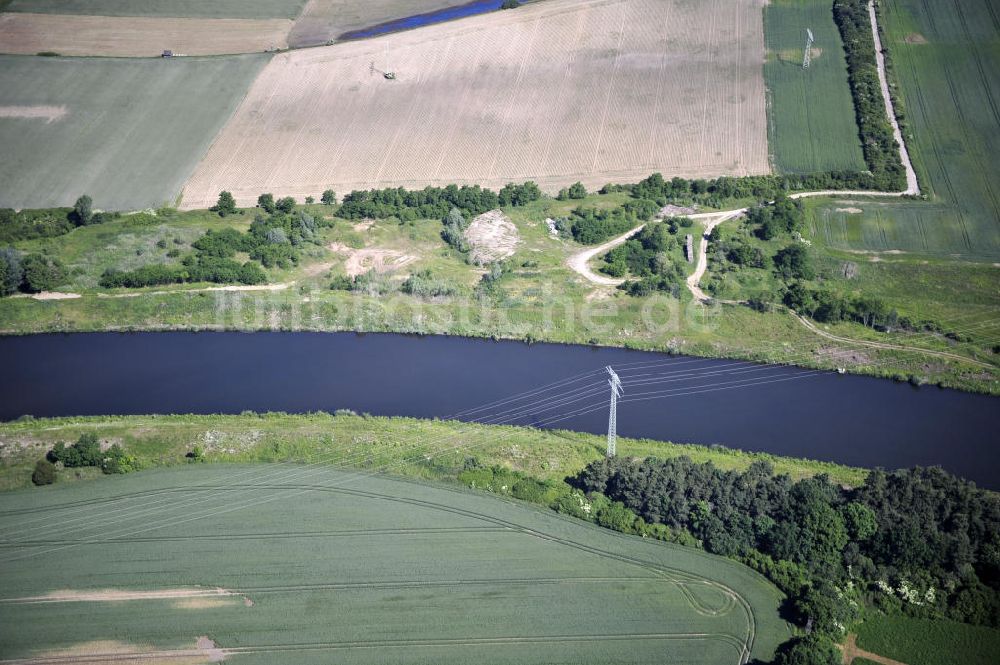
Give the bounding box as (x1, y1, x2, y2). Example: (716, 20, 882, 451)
(0, 247, 23, 296)
(321, 189, 336, 205)
(72, 195, 93, 225)
(211, 191, 238, 217)
(21, 253, 66, 293)
(257, 193, 276, 213)
(31, 459, 56, 486)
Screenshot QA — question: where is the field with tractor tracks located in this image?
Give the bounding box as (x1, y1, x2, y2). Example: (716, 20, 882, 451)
(0, 465, 789, 664)
(180, 0, 770, 209)
(0, 53, 267, 211)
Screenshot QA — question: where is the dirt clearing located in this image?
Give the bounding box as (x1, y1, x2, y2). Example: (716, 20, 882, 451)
(465, 209, 519, 264)
(0, 105, 67, 122)
(181, 0, 768, 208)
(328, 243, 417, 277)
(0, 13, 292, 57)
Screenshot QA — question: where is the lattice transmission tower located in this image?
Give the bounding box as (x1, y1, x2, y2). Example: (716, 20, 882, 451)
(803, 28, 815, 69)
(605, 366, 623, 458)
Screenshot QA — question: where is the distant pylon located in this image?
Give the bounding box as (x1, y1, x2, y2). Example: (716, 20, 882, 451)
(803, 28, 815, 69)
(606, 366, 623, 458)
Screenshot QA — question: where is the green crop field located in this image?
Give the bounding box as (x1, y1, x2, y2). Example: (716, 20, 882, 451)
(3, 0, 307, 19)
(810, 0, 1000, 260)
(0, 465, 790, 664)
(855, 613, 1000, 665)
(764, 0, 866, 173)
(0, 54, 267, 212)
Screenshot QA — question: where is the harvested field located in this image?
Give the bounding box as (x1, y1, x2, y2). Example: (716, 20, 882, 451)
(181, 0, 769, 209)
(465, 209, 520, 264)
(0, 465, 789, 663)
(4, 0, 307, 19)
(289, 0, 464, 48)
(0, 13, 292, 57)
(0, 54, 267, 211)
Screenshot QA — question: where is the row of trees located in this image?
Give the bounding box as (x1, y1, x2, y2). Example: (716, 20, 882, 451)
(833, 0, 907, 191)
(573, 457, 1000, 656)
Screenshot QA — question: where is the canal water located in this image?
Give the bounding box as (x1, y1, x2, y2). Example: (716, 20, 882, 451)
(2, 332, 998, 487)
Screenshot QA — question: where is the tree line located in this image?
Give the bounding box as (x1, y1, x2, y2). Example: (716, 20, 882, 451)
(833, 0, 907, 191)
(337, 182, 541, 220)
(572, 456, 1000, 661)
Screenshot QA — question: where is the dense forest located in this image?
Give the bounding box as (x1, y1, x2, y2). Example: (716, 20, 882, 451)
(572, 457, 1000, 660)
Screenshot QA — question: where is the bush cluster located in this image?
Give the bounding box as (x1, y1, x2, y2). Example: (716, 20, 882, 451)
(45, 433, 136, 476)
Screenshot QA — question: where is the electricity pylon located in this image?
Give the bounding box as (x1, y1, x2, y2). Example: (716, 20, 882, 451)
(803, 28, 815, 69)
(606, 366, 623, 458)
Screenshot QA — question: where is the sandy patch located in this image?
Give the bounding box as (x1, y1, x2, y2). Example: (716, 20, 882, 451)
(7, 587, 245, 605)
(173, 598, 235, 610)
(659, 204, 696, 217)
(352, 220, 375, 232)
(204, 283, 291, 292)
(0, 105, 67, 123)
(0, 13, 291, 57)
(30, 291, 81, 300)
(904, 33, 928, 44)
(328, 242, 416, 278)
(180, 0, 769, 208)
(25, 638, 225, 664)
(465, 209, 520, 264)
(835, 207, 863, 214)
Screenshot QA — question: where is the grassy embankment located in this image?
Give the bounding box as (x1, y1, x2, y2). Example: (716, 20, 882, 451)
(0, 412, 869, 492)
(1, 193, 996, 393)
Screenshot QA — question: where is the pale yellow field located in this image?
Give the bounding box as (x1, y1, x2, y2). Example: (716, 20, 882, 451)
(181, 0, 768, 209)
(0, 13, 292, 57)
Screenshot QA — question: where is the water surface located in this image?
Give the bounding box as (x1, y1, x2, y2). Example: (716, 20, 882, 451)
(2, 332, 997, 487)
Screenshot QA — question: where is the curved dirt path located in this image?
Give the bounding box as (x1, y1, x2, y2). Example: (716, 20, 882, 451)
(686, 210, 745, 301)
(566, 224, 646, 287)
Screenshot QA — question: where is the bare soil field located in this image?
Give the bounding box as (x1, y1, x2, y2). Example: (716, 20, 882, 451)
(181, 0, 769, 209)
(0, 13, 292, 57)
(289, 0, 464, 48)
